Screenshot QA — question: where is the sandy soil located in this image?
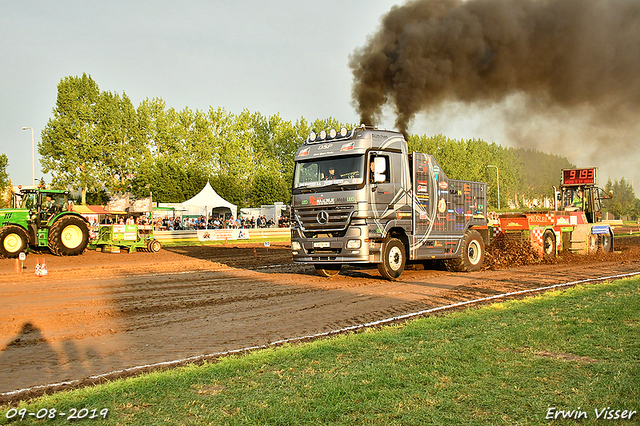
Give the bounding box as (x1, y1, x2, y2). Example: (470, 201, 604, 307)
(1, 235, 639, 402)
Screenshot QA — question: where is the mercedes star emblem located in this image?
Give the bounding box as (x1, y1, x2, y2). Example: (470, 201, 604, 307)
(317, 210, 329, 224)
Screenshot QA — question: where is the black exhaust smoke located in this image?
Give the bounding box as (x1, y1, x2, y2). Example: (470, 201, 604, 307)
(349, 0, 640, 137)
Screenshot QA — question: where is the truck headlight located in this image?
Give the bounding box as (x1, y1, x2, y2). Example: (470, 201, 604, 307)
(291, 241, 301, 251)
(346, 239, 361, 249)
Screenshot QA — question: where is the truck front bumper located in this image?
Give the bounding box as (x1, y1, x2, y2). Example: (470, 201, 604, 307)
(290, 226, 381, 264)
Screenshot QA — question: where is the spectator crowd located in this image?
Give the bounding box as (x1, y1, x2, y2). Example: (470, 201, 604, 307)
(150, 214, 290, 231)
(93, 213, 291, 232)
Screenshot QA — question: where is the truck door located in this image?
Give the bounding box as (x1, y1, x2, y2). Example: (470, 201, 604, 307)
(369, 153, 396, 217)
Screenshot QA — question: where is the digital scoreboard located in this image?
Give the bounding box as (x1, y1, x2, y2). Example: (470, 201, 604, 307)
(562, 168, 598, 186)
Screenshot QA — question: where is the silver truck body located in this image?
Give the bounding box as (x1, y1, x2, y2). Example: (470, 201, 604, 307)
(291, 127, 488, 278)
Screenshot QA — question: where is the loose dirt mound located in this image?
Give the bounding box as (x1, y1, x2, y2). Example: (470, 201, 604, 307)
(485, 234, 640, 270)
(484, 234, 541, 269)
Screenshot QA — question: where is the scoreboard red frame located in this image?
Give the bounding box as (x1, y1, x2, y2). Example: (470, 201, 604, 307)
(562, 168, 598, 186)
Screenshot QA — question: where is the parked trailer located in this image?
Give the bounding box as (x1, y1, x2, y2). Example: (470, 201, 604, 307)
(90, 224, 161, 253)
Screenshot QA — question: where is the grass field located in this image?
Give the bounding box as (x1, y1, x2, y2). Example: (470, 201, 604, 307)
(2, 278, 638, 425)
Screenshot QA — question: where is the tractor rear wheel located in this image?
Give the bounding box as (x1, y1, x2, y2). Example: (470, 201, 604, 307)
(0, 225, 28, 258)
(49, 215, 90, 256)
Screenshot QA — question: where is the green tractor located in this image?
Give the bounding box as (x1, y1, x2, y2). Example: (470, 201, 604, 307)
(0, 188, 90, 258)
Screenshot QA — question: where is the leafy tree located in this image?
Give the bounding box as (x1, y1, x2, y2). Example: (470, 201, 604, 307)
(630, 198, 640, 221)
(0, 154, 10, 208)
(97, 91, 148, 193)
(137, 98, 182, 159)
(130, 156, 212, 203)
(40, 74, 104, 204)
(209, 173, 248, 209)
(513, 149, 574, 198)
(604, 178, 636, 218)
(248, 166, 291, 207)
(85, 189, 110, 205)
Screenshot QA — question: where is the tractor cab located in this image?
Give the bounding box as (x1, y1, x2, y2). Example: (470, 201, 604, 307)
(16, 189, 72, 225)
(559, 168, 609, 224)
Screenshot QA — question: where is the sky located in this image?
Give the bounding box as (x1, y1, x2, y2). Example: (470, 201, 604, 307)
(1, 1, 637, 195)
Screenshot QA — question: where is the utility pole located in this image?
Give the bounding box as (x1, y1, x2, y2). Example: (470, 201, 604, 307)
(486, 165, 500, 210)
(22, 127, 36, 186)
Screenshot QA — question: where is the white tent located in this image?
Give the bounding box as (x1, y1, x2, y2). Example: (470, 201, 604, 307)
(180, 181, 237, 220)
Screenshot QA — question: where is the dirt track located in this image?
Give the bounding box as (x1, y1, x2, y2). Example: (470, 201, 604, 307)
(1, 235, 639, 402)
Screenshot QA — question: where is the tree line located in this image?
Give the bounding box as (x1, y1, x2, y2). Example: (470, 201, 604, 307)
(13, 73, 633, 217)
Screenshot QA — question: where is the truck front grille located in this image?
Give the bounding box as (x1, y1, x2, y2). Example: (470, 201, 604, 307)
(294, 205, 355, 238)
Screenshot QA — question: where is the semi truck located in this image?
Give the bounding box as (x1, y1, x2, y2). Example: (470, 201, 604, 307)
(290, 125, 489, 280)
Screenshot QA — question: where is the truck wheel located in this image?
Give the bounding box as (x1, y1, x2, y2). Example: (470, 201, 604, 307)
(445, 229, 484, 272)
(377, 238, 406, 280)
(0, 225, 28, 258)
(314, 264, 341, 277)
(599, 232, 613, 253)
(49, 216, 89, 256)
(542, 230, 556, 260)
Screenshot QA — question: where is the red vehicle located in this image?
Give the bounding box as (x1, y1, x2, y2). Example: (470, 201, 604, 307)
(496, 167, 613, 258)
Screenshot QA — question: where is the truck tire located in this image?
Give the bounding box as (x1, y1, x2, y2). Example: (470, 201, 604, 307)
(0, 225, 28, 258)
(445, 229, 484, 272)
(49, 215, 89, 256)
(599, 232, 613, 253)
(377, 238, 406, 280)
(148, 239, 162, 253)
(314, 264, 341, 277)
(542, 230, 556, 260)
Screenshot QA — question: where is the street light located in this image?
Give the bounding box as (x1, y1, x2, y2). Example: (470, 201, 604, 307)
(21, 127, 35, 186)
(486, 165, 500, 210)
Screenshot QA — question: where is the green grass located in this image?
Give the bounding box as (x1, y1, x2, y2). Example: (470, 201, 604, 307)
(2, 278, 639, 425)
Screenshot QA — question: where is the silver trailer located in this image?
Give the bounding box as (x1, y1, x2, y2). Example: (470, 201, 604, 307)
(291, 126, 489, 279)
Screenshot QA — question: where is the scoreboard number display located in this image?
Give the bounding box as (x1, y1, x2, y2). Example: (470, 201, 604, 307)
(562, 168, 598, 186)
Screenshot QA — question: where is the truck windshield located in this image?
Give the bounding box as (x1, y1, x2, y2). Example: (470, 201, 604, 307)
(293, 155, 365, 189)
